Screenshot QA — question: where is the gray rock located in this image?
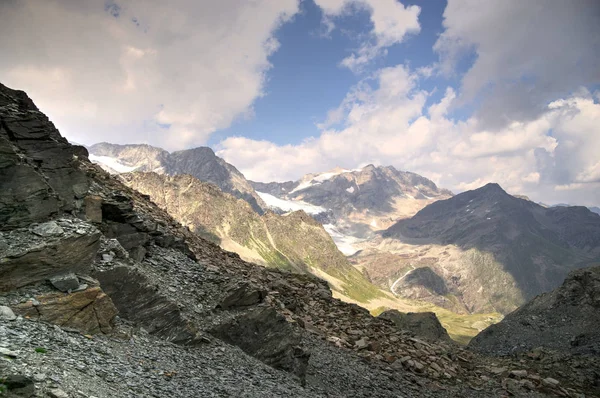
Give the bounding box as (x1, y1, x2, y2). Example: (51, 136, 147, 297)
(48, 388, 70, 398)
(0, 305, 17, 320)
(218, 283, 266, 309)
(31, 221, 64, 237)
(209, 306, 310, 384)
(50, 273, 80, 292)
(378, 309, 451, 342)
(0, 347, 18, 358)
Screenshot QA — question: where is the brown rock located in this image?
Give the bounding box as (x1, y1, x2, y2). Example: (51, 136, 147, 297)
(0, 230, 100, 292)
(13, 287, 117, 334)
(84, 195, 103, 223)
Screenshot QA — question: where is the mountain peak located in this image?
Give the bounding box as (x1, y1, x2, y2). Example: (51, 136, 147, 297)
(478, 182, 505, 193)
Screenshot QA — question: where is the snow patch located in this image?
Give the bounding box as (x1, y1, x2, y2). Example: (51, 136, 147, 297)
(346, 186, 355, 193)
(256, 192, 327, 215)
(323, 224, 363, 256)
(289, 179, 318, 194)
(89, 154, 136, 173)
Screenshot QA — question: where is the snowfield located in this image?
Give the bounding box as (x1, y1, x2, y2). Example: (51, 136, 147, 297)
(256, 192, 327, 215)
(89, 154, 136, 173)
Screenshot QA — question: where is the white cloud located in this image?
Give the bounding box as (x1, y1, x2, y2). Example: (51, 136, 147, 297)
(218, 63, 600, 206)
(0, 0, 299, 150)
(313, 0, 421, 71)
(434, 0, 600, 129)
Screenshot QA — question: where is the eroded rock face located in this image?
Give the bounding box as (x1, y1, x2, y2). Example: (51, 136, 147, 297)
(13, 287, 117, 334)
(469, 266, 600, 356)
(0, 83, 89, 230)
(94, 265, 202, 345)
(0, 219, 100, 292)
(209, 306, 310, 383)
(378, 309, 451, 342)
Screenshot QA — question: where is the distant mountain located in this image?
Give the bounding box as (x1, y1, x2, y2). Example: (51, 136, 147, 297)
(590, 206, 600, 215)
(88, 142, 267, 213)
(251, 165, 452, 238)
(119, 172, 383, 303)
(378, 183, 600, 314)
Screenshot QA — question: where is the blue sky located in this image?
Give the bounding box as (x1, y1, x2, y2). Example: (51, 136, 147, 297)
(0, 0, 598, 205)
(209, 0, 453, 146)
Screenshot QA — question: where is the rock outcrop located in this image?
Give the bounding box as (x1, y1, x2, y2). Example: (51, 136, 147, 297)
(378, 309, 451, 342)
(13, 287, 117, 334)
(469, 265, 600, 356)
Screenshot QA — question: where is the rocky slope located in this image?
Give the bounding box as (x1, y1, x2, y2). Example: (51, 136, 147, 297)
(119, 171, 382, 303)
(373, 183, 600, 315)
(251, 165, 452, 237)
(2, 82, 598, 397)
(469, 265, 600, 356)
(88, 142, 267, 213)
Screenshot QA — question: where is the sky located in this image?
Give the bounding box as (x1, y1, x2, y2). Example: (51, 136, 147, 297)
(0, 0, 599, 206)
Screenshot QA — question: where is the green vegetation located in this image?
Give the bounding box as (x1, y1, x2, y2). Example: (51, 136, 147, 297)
(327, 267, 385, 303)
(34, 347, 47, 354)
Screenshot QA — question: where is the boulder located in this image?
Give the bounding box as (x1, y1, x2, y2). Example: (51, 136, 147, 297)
(49, 273, 80, 292)
(209, 306, 310, 384)
(378, 309, 451, 342)
(0, 224, 100, 291)
(13, 287, 118, 334)
(218, 283, 266, 309)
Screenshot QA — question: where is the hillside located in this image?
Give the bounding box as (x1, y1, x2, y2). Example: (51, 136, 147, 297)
(88, 142, 267, 213)
(377, 183, 600, 314)
(119, 172, 382, 303)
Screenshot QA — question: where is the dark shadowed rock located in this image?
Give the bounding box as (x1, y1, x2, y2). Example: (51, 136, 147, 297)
(469, 265, 600, 356)
(218, 283, 266, 309)
(94, 265, 202, 345)
(209, 306, 310, 383)
(378, 309, 451, 342)
(0, 83, 89, 230)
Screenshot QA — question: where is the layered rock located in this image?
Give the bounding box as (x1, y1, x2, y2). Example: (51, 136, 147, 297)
(0, 84, 88, 229)
(378, 309, 451, 342)
(13, 287, 117, 334)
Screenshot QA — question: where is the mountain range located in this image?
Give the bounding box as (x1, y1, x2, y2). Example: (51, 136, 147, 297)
(3, 82, 600, 396)
(251, 165, 452, 237)
(88, 142, 267, 214)
(119, 171, 383, 304)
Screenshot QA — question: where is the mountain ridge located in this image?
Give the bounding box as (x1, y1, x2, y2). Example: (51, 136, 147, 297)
(87, 142, 267, 213)
(379, 182, 600, 313)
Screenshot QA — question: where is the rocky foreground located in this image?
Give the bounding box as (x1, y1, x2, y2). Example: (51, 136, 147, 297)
(1, 82, 599, 397)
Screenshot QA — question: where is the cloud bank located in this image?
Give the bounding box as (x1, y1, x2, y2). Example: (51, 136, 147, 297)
(0, 0, 299, 150)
